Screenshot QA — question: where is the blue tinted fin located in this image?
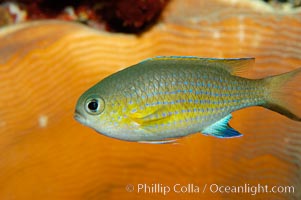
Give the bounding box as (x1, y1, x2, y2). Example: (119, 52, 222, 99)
(202, 114, 242, 138)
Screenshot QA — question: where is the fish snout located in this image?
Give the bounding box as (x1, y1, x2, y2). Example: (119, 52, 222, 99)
(74, 110, 86, 125)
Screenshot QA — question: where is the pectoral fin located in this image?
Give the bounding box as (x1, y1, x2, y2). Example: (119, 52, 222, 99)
(202, 114, 242, 138)
(128, 106, 171, 126)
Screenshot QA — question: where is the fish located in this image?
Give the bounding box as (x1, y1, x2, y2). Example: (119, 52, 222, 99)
(74, 56, 301, 143)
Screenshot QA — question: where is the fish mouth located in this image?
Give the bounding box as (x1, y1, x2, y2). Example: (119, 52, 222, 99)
(74, 110, 86, 125)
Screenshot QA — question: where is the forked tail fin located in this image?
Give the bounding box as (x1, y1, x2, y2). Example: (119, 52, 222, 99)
(263, 68, 301, 121)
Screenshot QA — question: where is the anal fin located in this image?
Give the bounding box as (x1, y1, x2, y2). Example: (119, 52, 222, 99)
(202, 114, 242, 138)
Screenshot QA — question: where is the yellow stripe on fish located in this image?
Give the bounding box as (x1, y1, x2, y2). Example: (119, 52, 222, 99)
(74, 56, 301, 143)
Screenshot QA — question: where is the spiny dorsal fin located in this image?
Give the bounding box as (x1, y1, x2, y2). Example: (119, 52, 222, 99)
(144, 56, 255, 76)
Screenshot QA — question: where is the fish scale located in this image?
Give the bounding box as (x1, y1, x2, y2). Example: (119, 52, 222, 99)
(74, 56, 301, 143)
(121, 65, 263, 135)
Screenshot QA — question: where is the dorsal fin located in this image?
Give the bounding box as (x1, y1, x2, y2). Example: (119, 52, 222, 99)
(144, 56, 255, 76)
(206, 57, 255, 76)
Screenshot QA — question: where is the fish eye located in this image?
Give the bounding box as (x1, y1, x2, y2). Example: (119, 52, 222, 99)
(85, 97, 104, 115)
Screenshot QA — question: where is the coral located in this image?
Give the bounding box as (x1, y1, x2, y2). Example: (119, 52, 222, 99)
(0, 6, 13, 25)
(263, 0, 301, 8)
(0, 0, 169, 33)
(100, 0, 169, 32)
